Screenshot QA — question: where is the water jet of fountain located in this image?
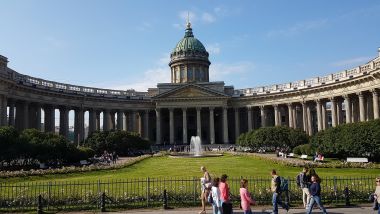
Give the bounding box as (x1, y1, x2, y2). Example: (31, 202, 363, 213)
(190, 136, 202, 156)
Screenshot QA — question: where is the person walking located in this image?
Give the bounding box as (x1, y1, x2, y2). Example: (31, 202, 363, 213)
(271, 169, 289, 214)
(374, 177, 380, 213)
(211, 177, 222, 214)
(298, 167, 311, 208)
(306, 175, 328, 214)
(199, 166, 212, 214)
(240, 179, 256, 214)
(220, 174, 233, 214)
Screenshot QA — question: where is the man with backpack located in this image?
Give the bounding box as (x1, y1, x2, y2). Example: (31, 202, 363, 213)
(271, 169, 289, 214)
(296, 167, 311, 208)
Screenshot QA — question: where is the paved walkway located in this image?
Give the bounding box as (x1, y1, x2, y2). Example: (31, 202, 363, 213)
(66, 206, 374, 214)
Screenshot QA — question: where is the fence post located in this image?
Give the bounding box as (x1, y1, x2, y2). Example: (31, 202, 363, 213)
(333, 176, 338, 203)
(37, 194, 43, 214)
(193, 177, 197, 206)
(344, 186, 350, 206)
(100, 192, 106, 212)
(47, 181, 51, 210)
(146, 177, 150, 207)
(163, 189, 168, 209)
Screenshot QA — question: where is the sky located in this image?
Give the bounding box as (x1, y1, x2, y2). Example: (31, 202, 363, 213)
(1, 0, 380, 92)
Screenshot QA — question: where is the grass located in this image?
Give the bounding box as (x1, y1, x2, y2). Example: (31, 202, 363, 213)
(2, 154, 379, 184)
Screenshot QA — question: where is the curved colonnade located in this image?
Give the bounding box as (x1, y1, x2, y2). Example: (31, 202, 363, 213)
(0, 52, 380, 145)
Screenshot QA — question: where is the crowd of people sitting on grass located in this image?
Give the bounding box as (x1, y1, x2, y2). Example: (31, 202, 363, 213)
(198, 166, 332, 214)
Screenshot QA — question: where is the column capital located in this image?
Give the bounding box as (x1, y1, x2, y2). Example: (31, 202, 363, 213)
(144, 109, 150, 113)
(168, 108, 174, 112)
(209, 107, 215, 111)
(234, 107, 239, 112)
(260, 105, 265, 110)
(286, 103, 293, 107)
(356, 91, 364, 97)
(371, 89, 378, 95)
(196, 107, 202, 111)
(315, 99, 322, 104)
(222, 106, 228, 110)
(273, 104, 278, 109)
(246, 106, 252, 111)
(181, 107, 187, 112)
(329, 97, 336, 102)
(343, 94, 351, 99)
(155, 108, 161, 112)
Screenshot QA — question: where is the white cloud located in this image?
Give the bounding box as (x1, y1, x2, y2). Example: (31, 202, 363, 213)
(205, 43, 221, 55)
(331, 56, 372, 67)
(202, 12, 216, 23)
(209, 62, 254, 81)
(267, 19, 328, 38)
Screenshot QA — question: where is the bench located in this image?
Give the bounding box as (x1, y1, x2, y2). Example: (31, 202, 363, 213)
(287, 153, 295, 158)
(300, 155, 308, 159)
(80, 160, 90, 166)
(346, 157, 368, 163)
(39, 163, 47, 169)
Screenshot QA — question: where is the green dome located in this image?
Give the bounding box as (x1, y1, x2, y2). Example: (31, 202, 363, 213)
(173, 24, 207, 53)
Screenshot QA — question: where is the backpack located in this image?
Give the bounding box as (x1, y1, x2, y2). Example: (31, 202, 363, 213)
(279, 176, 289, 192)
(207, 191, 213, 204)
(296, 173, 302, 187)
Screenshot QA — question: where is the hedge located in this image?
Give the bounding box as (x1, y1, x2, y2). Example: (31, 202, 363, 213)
(237, 126, 308, 152)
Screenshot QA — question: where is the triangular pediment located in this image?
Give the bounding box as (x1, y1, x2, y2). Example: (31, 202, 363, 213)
(153, 84, 229, 100)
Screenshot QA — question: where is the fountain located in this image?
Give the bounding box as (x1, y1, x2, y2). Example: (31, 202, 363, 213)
(169, 136, 223, 158)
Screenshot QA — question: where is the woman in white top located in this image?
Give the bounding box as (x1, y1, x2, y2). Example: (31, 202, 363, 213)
(374, 177, 380, 213)
(199, 166, 212, 214)
(211, 177, 222, 214)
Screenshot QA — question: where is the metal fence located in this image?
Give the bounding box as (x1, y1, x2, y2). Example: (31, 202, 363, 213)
(0, 176, 376, 212)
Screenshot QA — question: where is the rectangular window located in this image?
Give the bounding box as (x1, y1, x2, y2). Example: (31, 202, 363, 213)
(180, 65, 185, 82)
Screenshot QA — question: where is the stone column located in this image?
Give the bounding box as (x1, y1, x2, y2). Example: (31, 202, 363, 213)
(74, 108, 84, 144)
(293, 105, 298, 128)
(89, 109, 97, 135)
(8, 100, 15, 126)
(131, 111, 136, 132)
(34, 104, 41, 131)
(103, 109, 111, 131)
(96, 111, 100, 131)
(182, 108, 187, 144)
(287, 104, 293, 128)
(321, 102, 327, 129)
(306, 103, 313, 135)
(274, 105, 279, 126)
(117, 110, 123, 130)
(144, 110, 149, 140)
(223, 107, 229, 144)
(44, 106, 54, 132)
(316, 100, 323, 132)
(209, 107, 215, 144)
(110, 113, 116, 130)
(156, 109, 161, 144)
(337, 100, 343, 125)
(331, 98, 337, 127)
(344, 95, 351, 123)
(260, 106, 266, 127)
(196, 107, 202, 139)
(372, 90, 379, 119)
(302, 102, 308, 134)
(0, 95, 8, 126)
(59, 107, 69, 138)
(169, 108, 174, 144)
(234, 108, 240, 140)
(22, 102, 29, 130)
(247, 106, 253, 131)
(358, 92, 366, 122)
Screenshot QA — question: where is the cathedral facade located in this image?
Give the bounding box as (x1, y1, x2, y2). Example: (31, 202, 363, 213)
(0, 23, 380, 145)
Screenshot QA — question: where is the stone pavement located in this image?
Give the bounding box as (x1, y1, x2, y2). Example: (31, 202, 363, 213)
(67, 206, 375, 214)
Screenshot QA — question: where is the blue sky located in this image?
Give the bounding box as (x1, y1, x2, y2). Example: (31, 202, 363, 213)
(1, 0, 380, 92)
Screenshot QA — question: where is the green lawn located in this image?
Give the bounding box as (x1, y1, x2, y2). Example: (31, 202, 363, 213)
(3, 154, 379, 184)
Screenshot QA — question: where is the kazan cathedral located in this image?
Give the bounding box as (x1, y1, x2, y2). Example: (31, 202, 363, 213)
(0, 22, 380, 145)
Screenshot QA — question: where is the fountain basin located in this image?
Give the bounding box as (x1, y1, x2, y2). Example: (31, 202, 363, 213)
(169, 153, 223, 158)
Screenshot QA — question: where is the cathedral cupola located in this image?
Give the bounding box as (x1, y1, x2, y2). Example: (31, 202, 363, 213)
(169, 21, 211, 83)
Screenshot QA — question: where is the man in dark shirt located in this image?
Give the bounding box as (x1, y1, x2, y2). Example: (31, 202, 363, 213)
(306, 175, 328, 214)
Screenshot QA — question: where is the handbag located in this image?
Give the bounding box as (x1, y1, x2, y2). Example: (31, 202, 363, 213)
(207, 191, 213, 204)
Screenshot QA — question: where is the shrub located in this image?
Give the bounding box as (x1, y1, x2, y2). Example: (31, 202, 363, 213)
(311, 119, 380, 161)
(84, 130, 152, 155)
(293, 144, 314, 155)
(237, 126, 308, 152)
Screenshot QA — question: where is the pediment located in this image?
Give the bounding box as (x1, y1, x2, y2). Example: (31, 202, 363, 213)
(153, 84, 229, 100)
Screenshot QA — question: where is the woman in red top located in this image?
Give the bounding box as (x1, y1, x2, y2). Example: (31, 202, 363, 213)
(240, 179, 256, 214)
(219, 174, 232, 214)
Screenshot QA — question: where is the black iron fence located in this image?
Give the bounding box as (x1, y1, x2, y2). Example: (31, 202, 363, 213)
(0, 176, 376, 212)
